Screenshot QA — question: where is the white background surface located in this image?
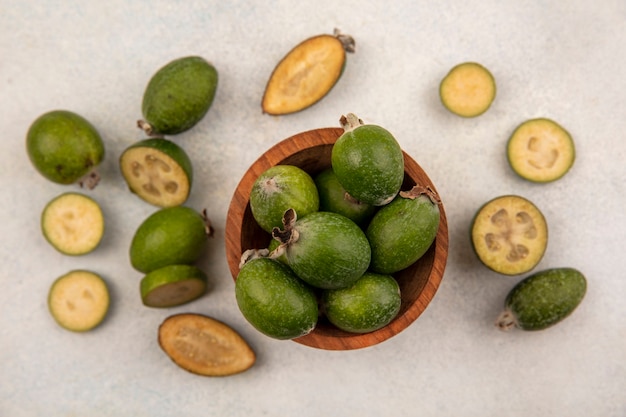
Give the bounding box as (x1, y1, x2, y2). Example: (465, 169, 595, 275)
(1, 1, 625, 416)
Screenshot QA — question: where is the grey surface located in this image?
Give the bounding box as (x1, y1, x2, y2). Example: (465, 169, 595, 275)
(1, 1, 625, 416)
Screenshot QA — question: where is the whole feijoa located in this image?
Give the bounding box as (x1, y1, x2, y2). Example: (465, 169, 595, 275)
(366, 185, 441, 274)
(139, 56, 218, 135)
(322, 272, 401, 333)
(272, 209, 371, 289)
(250, 165, 319, 233)
(130, 206, 210, 273)
(235, 257, 318, 340)
(26, 110, 105, 188)
(331, 113, 404, 206)
(496, 267, 587, 331)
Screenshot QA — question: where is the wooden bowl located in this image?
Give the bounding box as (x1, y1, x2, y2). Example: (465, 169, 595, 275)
(225, 127, 448, 350)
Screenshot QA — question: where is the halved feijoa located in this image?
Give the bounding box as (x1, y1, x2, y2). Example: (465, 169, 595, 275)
(507, 118, 575, 183)
(262, 30, 355, 115)
(41, 192, 104, 256)
(139, 56, 218, 135)
(331, 113, 404, 206)
(496, 267, 586, 331)
(140, 264, 208, 308)
(439, 62, 496, 117)
(119, 138, 193, 207)
(471, 195, 547, 275)
(48, 270, 110, 332)
(158, 313, 255, 376)
(26, 110, 105, 188)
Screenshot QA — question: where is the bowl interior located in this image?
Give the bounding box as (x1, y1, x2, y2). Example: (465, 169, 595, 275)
(225, 127, 448, 350)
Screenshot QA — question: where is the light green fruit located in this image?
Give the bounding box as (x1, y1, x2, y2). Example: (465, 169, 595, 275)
(130, 206, 209, 273)
(140, 264, 208, 308)
(497, 268, 587, 331)
(119, 138, 193, 207)
(322, 272, 401, 333)
(331, 113, 404, 206)
(235, 257, 318, 340)
(140, 56, 218, 135)
(250, 165, 319, 233)
(26, 110, 105, 188)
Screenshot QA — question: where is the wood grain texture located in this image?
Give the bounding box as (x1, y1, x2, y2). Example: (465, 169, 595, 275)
(225, 127, 448, 350)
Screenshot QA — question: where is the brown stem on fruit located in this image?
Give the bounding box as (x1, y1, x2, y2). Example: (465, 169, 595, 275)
(78, 170, 101, 190)
(137, 119, 155, 136)
(239, 248, 270, 269)
(339, 113, 363, 132)
(344, 191, 364, 205)
(201, 209, 215, 238)
(495, 309, 517, 331)
(334, 28, 355, 53)
(399, 185, 441, 205)
(271, 208, 299, 246)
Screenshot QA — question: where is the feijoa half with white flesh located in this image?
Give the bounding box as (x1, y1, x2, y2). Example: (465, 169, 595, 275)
(120, 138, 193, 207)
(507, 118, 575, 183)
(439, 62, 496, 117)
(48, 270, 110, 332)
(158, 313, 255, 376)
(140, 264, 208, 308)
(471, 195, 547, 275)
(497, 268, 586, 331)
(41, 192, 104, 256)
(331, 113, 404, 206)
(262, 30, 355, 115)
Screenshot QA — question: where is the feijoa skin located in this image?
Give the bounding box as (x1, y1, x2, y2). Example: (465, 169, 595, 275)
(139, 56, 218, 135)
(26, 110, 105, 188)
(322, 272, 401, 334)
(250, 165, 319, 233)
(235, 257, 318, 340)
(331, 113, 404, 206)
(366, 186, 441, 274)
(140, 264, 208, 308)
(272, 209, 371, 290)
(496, 268, 587, 331)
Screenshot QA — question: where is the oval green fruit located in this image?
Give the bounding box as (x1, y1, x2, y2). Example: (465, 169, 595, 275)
(331, 113, 404, 206)
(130, 206, 209, 273)
(140, 56, 218, 135)
(496, 267, 587, 331)
(322, 272, 401, 333)
(366, 186, 441, 274)
(140, 264, 208, 308)
(235, 257, 318, 340)
(26, 110, 105, 188)
(273, 209, 371, 289)
(250, 165, 319, 233)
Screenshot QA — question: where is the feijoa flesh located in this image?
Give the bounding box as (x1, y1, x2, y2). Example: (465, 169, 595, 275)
(130, 206, 210, 273)
(158, 313, 255, 376)
(496, 268, 587, 331)
(262, 30, 355, 115)
(250, 165, 319, 233)
(119, 138, 193, 207)
(139, 56, 218, 135)
(41, 192, 104, 256)
(471, 195, 547, 275)
(507, 118, 575, 183)
(235, 257, 318, 340)
(331, 113, 404, 206)
(439, 62, 496, 117)
(366, 186, 441, 274)
(140, 264, 208, 308)
(26, 110, 105, 188)
(322, 272, 401, 334)
(272, 209, 371, 290)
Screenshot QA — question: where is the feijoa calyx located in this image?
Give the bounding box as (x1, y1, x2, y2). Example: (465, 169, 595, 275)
(496, 267, 587, 331)
(331, 113, 404, 206)
(139, 56, 218, 135)
(26, 110, 105, 188)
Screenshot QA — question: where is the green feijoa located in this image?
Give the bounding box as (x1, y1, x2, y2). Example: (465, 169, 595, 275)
(496, 268, 587, 331)
(331, 113, 404, 206)
(26, 110, 105, 188)
(140, 264, 208, 308)
(314, 168, 376, 227)
(139, 56, 218, 135)
(272, 209, 371, 290)
(366, 186, 441, 274)
(130, 206, 211, 273)
(235, 257, 318, 340)
(322, 272, 401, 333)
(250, 165, 319, 233)
(267, 238, 288, 265)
